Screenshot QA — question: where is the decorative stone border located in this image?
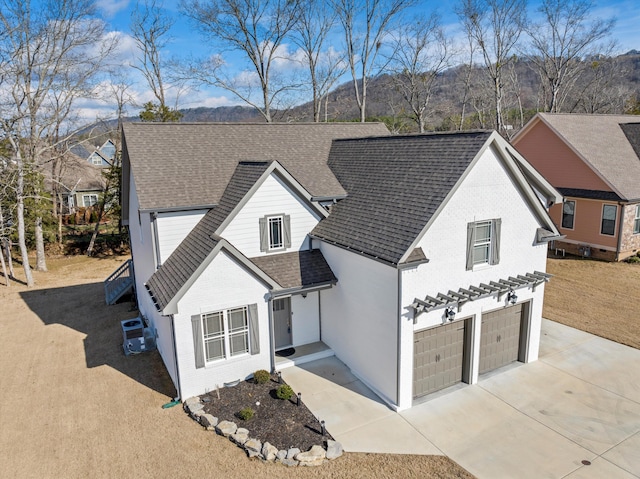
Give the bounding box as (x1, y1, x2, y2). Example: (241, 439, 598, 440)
(183, 396, 343, 466)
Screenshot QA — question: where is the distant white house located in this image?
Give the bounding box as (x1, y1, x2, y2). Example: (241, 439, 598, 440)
(118, 123, 561, 411)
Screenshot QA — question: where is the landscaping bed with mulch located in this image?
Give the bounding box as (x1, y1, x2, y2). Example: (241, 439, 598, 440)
(200, 372, 333, 452)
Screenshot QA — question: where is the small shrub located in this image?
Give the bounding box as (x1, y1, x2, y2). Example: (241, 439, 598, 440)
(627, 255, 640, 263)
(276, 384, 294, 400)
(253, 369, 270, 384)
(238, 407, 255, 421)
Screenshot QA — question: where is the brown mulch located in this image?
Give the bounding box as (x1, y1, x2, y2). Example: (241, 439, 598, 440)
(201, 375, 333, 451)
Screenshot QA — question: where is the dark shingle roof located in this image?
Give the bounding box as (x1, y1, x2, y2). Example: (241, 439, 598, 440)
(312, 131, 493, 265)
(146, 161, 271, 310)
(250, 250, 337, 290)
(123, 122, 389, 211)
(557, 187, 622, 202)
(620, 123, 640, 165)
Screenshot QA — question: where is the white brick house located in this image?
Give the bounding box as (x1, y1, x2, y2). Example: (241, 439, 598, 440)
(119, 123, 561, 410)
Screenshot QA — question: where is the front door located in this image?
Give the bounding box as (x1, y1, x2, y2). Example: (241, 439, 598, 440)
(273, 297, 292, 350)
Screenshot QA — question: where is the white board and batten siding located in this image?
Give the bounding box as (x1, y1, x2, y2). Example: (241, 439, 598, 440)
(318, 241, 399, 406)
(173, 250, 272, 400)
(221, 173, 322, 258)
(155, 210, 208, 264)
(397, 146, 548, 410)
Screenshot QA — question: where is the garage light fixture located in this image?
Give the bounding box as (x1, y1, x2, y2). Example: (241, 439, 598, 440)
(445, 306, 456, 322)
(507, 289, 518, 305)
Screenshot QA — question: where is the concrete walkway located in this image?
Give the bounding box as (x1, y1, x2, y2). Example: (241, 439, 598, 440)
(281, 319, 640, 479)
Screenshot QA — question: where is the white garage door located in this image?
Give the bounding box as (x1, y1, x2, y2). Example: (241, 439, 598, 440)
(479, 304, 523, 374)
(413, 321, 466, 399)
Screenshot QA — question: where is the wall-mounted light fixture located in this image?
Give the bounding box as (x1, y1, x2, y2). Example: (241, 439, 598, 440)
(507, 289, 518, 305)
(445, 306, 456, 322)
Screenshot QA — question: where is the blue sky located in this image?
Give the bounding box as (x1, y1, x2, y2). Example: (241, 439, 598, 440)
(81, 0, 640, 122)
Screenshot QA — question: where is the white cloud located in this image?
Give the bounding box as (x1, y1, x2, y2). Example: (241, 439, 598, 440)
(96, 0, 131, 18)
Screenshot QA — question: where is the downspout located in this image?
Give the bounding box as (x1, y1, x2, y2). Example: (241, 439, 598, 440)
(396, 267, 402, 408)
(268, 299, 276, 373)
(318, 290, 322, 342)
(169, 314, 182, 401)
(151, 212, 161, 269)
(615, 203, 625, 261)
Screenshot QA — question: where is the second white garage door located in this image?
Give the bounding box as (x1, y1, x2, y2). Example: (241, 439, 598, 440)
(479, 304, 523, 374)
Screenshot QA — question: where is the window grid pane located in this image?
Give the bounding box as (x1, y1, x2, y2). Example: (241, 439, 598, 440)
(269, 217, 283, 249)
(601, 205, 616, 236)
(228, 307, 247, 332)
(473, 221, 492, 265)
(634, 206, 640, 234)
(202, 312, 225, 361)
(562, 201, 575, 229)
(201, 309, 249, 361)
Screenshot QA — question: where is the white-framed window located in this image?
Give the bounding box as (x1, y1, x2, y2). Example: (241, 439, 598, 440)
(634, 205, 640, 235)
(268, 216, 283, 249)
(90, 153, 103, 165)
(82, 194, 98, 207)
(259, 214, 291, 252)
(473, 221, 492, 265)
(201, 306, 249, 363)
(601, 204, 617, 236)
(562, 200, 575, 229)
(466, 219, 501, 270)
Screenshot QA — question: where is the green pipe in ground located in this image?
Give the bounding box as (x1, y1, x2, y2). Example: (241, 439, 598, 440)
(162, 399, 181, 409)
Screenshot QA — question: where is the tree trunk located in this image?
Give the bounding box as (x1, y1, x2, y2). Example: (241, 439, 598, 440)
(86, 206, 104, 257)
(35, 217, 47, 271)
(4, 240, 15, 279)
(11, 140, 34, 287)
(0, 240, 8, 287)
(0, 206, 8, 287)
(360, 77, 367, 123)
(17, 199, 34, 287)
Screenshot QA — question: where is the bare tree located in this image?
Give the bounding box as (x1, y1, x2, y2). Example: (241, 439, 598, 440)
(131, 0, 183, 119)
(0, 0, 118, 284)
(334, 0, 414, 123)
(292, 0, 347, 122)
(525, 0, 615, 113)
(87, 78, 134, 256)
(180, 0, 302, 122)
(388, 14, 451, 132)
(457, 0, 527, 135)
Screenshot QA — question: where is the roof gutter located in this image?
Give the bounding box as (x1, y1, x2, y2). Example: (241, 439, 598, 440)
(398, 258, 430, 269)
(139, 204, 217, 214)
(268, 280, 337, 299)
(311, 195, 347, 202)
(309, 234, 398, 268)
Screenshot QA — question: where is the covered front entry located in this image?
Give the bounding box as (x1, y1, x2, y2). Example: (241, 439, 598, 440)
(479, 303, 525, 374)
(413, 319, 469, 399)
(273, 297, 292, 350)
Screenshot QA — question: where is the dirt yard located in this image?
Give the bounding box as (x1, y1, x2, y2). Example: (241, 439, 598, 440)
(544, 257, 640, 349)
(0, 255, 473, 479)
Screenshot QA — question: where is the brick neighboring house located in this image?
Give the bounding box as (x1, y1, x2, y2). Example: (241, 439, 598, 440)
(513, 113, 640, 261)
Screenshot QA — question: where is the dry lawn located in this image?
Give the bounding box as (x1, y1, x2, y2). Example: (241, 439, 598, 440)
(544, 257, 640, 349)
(0, 255, 473, 479)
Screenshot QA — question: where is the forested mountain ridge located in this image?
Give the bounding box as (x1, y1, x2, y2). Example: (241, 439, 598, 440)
(174, 52, 640, 131)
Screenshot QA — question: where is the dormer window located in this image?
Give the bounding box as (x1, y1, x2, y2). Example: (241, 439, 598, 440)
(259, 214, 291, 252)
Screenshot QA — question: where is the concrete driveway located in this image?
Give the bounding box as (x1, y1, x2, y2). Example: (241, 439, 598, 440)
(281, 319, 640, 479)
